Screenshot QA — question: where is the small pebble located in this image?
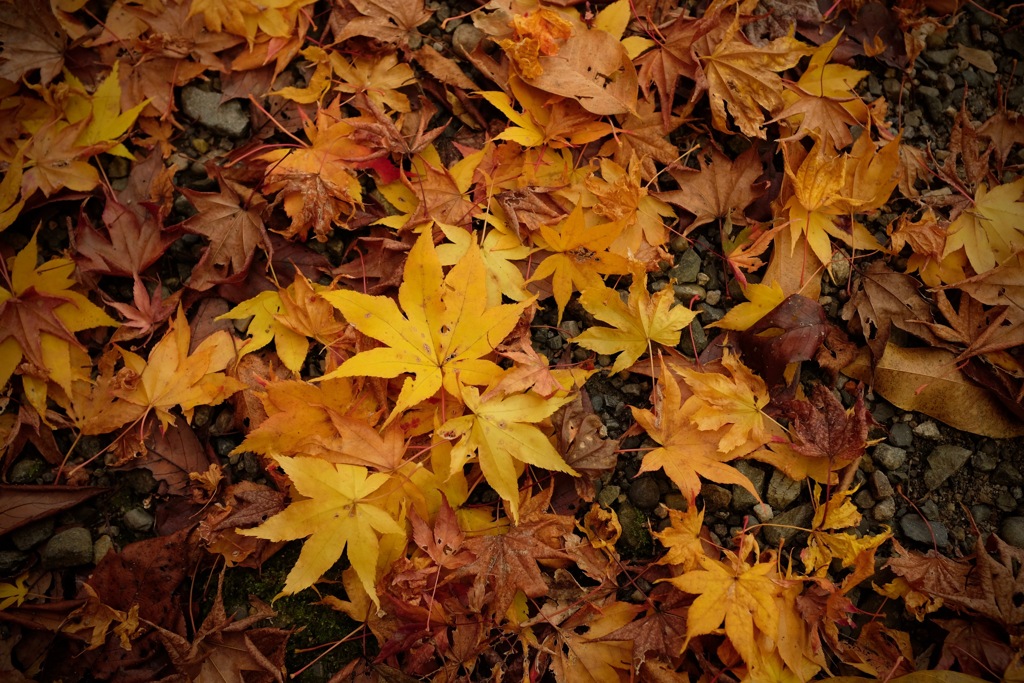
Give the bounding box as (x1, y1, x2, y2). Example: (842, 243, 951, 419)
(888, 423, 913, 448)
(124, 508, 154, 532)
(924, 445, 972, 491)
(628, 477, 662, 510)
(1000, 517, 1024, 549)
(597, 485, 620, 507)
(869, 470, 894, 500)
(41, 528, 94, 569)
(913, 421, 942, 439)
(970, 504, 992, 525)
(752, 503, 774, 522)
(899, 515, 949, 547)
(873, 498, 896, 521)
(873, 444, 908, 471)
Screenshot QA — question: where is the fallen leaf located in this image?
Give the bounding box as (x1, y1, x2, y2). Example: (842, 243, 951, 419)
(632, 361, 760, 505)
(322, 231, 529, 423)
(574, 267, 696, 375)
(439, 385, 576, 523)
(237, 456, 404, 605)
(843, 345, 1024, 438)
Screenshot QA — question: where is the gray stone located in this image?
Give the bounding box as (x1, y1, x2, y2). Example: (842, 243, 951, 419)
(883, 78, 902, 98)
(996, 491, 1017, 512)
(9, 457, 46, 484)
(829, 252, 851, 285)
(766, 471, 802, 510)
(752, 503, 773, 522)
(11, 517, 54, 551)
(94, 535, 115, 564)
(889, 423, 913, 448)
(763, 503, 813, 547)
(731, 462, 766, 510)
(663, 493, 687, 511)
(972, 450, 998, 472)
(993, 462, 1024, 485)
(924, 48, 956, 66)
(701, 483, 732, 512)
(1000, 517, 1024, 549)
(628, 477, 662, 510)
(669, 249, 701, 284)
(970, 504, 992, 525)
(124, 508, 154, 532)
(919, 499, 941, 521)
(869, 471, 894, 500)
(873, 498, 896, 522)
(41, 528, 94, 569)
(181, 86, 250, 137)
(873, 444, 908, 471)
(899, 515, 948, 547)
(705, 290, 721, 306)
(689, 319, 708, 354)
(914, 421, 942, 439)
(0, 550, 27, 574)
(854, 489, 875, 509)
(596, 485, 621, 507)
(925, 445, 972, 490)
(673, 284, 706, 302)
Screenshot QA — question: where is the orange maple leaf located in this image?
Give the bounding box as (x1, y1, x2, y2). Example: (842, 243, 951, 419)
(667, 534, 784, 667)
(527, 204, 630, 323)
(632, 362, 760, 505)
(322, 231, 529, 424)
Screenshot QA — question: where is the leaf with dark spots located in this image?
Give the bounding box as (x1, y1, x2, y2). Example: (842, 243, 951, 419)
(87, 527, 198, 629)
(783, 384, 874, 468)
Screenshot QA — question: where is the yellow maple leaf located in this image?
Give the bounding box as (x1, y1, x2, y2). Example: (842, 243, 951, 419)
(0, 233, 116, 414)
(237, 456, 404, 605)
(189, 0, 315, 44)
(63, 63, 147, 159)
(0, 573, 27, 611)
(527, 204, 630, 323)
(667, 534, 782, 666)
(709, 280, 785, 331)
(677, 349, 772, 453)
(782, 136, 897, 267)
(479, 78, 612, 149)
(632, 362, 760, 504)
(574, 266, 696, 375)
(436, 218, 532, 306)
(944, 178, 1024, 275)
(655, 506, 706, 571)
(802, 486, 891, 577)
(218, 274, 342, 373)
(322, 231, 529, 424)
(218, 289, 309, 372)
(439, 385, 577, 523)
(697, 13, 811, 138)
(331, 51, 416, 113)
(105, 307, 244, 430)
(583, 155, 674, 257)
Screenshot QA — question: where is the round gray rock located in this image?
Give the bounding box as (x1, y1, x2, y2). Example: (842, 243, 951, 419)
(628, 477, 662, 510)
(123, 508, 154, 532)
(873, 444, 907, 471)
(41, 528, 94, 569)
(1001, 517, 1024, 549)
